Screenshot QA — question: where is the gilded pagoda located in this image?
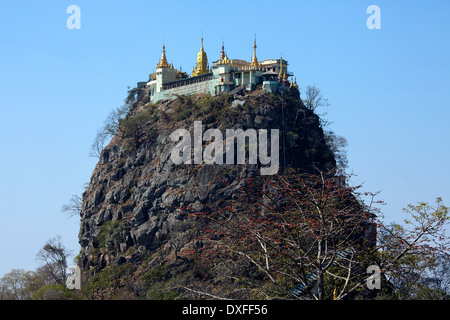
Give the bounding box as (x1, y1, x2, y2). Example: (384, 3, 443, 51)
(138, 37, 298, 103)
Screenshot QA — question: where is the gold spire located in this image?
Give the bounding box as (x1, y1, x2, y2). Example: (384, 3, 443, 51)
(220, 41, 225, 60)
(278, 54, 283, 78)
(192, 37, 209, 77)
(156, 44, 170, 69)
(249, 36, 259, 68)
(219, 41, 230, 64)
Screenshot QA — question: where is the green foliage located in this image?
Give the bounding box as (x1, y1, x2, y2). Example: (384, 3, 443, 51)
(125, 86, 141, 106)
(146, 289, 179, 300)
(30, 283, 80, 300)
(120, 112, 152, 148)
(172, 94, 233, 123)
(173, 96, 195, 121)
(142, 265, 171, 290)
(142, 265, 180, 300)
(403, 197, 449, 225)
(97, 220, 123, 251)
(0, 269, 38, 300)
(201, 94, 232, 122)
(150, 108, 159, 122)
(178, 108, 192, 120)
(104, 104, 131, 136)
(286, 130, 299, 148)
(376, 198, 450, 300)
(82, 263, 134, 300)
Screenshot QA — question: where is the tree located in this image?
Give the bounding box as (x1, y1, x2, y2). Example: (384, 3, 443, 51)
(61, 194, 82, 218)
(89, 104, 130, 159)
(375, 198, 450, 299)
(88, 129, 109, 159)
(0, 269, 34, 300)
(105, 86, 141, 138)
(182, 170, 450, 300)
(88, 85, 142, 159)
(88, 86, 145, 159)
(120, 112, 152, 148)
(0, 237, 81, 300)
(325, 131, 348, 170)
(103, 104, 131, 137)
(183, 169, 379, 300)
(35, 236, 71, 285)
(302, 85, 329, 112)
(421, 253, 450, 297)
(124, 86, 142, 106)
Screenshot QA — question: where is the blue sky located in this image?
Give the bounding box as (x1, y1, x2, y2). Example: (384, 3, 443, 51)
(0, 0, 449, 277)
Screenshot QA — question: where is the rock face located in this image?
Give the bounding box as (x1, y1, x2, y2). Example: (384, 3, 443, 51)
(78, 87, 335, 276)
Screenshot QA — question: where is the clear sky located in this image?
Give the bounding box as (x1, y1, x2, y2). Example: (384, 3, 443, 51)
(1, 0, 449, 277)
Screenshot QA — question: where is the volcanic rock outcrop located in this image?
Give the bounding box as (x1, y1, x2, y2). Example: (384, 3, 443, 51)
(78, 86, 335, 278)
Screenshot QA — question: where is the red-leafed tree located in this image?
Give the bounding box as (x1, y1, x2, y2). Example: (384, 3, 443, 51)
(182, 169, 449, 300)
(183, 169, 379, 300)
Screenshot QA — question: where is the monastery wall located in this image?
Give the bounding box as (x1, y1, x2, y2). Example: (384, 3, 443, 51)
(151, 78, 219, 102)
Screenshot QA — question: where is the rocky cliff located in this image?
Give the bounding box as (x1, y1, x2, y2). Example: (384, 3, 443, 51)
(78, 86, 336, 295)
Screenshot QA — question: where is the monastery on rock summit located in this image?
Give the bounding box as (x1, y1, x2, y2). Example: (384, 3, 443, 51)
(138, 37, 298, 102)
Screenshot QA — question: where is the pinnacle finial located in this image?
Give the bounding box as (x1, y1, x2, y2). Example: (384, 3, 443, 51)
(156, 43, 170, 69)
(193, 35, 209, 76)
(250, 35, 259, 67)
(220, 40, 226, 60)
(279, 53, 284, 77)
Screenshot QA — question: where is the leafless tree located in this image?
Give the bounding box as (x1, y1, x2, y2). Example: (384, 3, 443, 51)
(89, 103, 131, 159)
(88, 129, 108, 159)
(303, 85, 330, 112)
(61, 194, 82, 218)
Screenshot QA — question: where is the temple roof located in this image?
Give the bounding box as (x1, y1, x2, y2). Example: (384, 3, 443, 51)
(192, 37, 210, 76)
(156, 44, 171, 69)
